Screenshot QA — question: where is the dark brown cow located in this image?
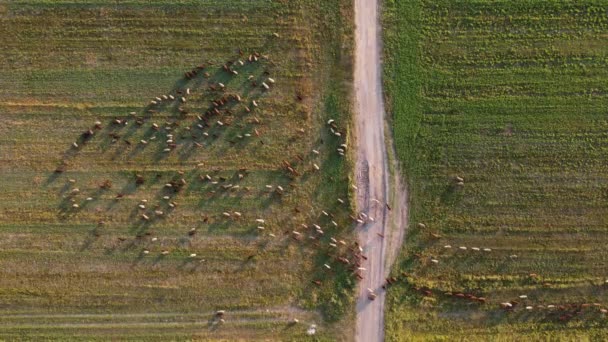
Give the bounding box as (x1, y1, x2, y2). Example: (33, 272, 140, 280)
(82, 129, 94, 140)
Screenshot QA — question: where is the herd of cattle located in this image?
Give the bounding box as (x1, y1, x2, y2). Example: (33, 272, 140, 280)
(51, 50, 372, 330)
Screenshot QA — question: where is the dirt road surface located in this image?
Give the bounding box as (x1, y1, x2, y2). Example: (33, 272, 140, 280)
(353, 0, 409, 341)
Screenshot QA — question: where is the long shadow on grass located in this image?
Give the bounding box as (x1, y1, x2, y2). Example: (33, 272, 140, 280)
(112, 60, 267, 161)
(45, 54, 270, 184)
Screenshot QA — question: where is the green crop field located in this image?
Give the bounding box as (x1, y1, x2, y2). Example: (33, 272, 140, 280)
(0, 0, 356, 340)
(384, 0, 608, 340)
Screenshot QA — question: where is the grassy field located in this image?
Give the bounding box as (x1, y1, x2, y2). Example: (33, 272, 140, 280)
(384, 0, 608, 340)
(0, 0, 356, 340)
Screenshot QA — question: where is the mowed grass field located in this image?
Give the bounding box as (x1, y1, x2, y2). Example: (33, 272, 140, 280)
(0, 0, 355, 340)
(384, 0, 608, 340)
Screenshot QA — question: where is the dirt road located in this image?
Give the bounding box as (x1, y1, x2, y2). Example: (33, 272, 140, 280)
(353, 0, 408, 341)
